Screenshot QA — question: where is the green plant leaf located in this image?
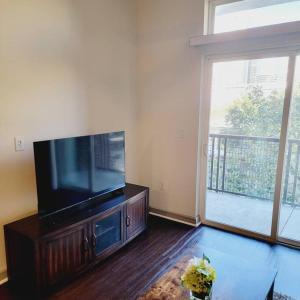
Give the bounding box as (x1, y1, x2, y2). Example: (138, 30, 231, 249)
(203, 253, 210, 263)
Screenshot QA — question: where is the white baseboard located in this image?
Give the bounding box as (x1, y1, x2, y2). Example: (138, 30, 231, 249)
(0, 277, 8, 285)
(149, 211, 201, 227)
(0, 270, 7, 285)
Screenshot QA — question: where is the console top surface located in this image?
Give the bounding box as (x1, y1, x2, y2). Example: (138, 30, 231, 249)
(4, 183, 148, 240)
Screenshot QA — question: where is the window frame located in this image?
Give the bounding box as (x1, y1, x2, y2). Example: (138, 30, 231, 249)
(207, 0, 239, 34)
(196, 0, 300, 251)
(197, 43, 300, 246)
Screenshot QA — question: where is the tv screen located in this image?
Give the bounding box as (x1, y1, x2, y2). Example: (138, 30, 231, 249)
(34, 131, 125, 217)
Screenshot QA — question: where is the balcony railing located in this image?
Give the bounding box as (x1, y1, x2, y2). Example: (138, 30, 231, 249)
(207, 133, 300, 205)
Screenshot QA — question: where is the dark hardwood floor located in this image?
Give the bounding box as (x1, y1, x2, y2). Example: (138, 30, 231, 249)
(1, 215, 300, 300)
(0, 216, 196, 300)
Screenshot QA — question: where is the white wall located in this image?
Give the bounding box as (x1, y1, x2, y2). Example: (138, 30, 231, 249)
(0, 0, 205, 277)
(136, 0, 204, 218)
(0, 0, 138, 275)
(74, 0, 139, 181)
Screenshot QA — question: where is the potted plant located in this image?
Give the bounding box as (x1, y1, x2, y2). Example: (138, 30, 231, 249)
(181, 255, 216, 300)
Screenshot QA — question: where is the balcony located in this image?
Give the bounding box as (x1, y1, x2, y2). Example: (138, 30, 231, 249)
(206, 134, 300, 240)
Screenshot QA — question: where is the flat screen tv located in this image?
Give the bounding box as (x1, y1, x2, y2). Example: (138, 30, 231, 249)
(34, 131, 125, 217)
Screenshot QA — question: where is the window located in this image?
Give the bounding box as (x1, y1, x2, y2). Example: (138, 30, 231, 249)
(209, 0, 300, 34)
(196, 0, 300, 250)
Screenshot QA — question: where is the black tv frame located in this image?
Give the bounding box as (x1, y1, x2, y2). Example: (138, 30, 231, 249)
(33, 131, 126, 222)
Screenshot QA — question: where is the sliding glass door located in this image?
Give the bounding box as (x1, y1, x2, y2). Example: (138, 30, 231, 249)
(201, 53, 300, 244)
(279, 56, 300, 244)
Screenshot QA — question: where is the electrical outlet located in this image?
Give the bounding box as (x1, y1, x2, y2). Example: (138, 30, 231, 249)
(14, 136, 25, 151)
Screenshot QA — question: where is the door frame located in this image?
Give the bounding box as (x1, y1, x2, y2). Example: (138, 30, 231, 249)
(197, 47, 300, 245)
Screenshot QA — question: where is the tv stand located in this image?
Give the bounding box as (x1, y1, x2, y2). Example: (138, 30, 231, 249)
(4, 183, 149, 298)
(45, 214, 57, 226)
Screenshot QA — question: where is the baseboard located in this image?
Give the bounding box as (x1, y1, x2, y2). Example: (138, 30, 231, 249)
(0, 270, 7, 285)
(149, 207, 201, 227)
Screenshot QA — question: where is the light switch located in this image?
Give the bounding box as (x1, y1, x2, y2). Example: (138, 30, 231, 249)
(14, 136, 25, 151)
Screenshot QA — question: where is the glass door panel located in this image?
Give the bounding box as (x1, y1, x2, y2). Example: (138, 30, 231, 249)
(279, 56, 300, 242)
(93, 209, 122, 256)
(205, 57, 289, 235)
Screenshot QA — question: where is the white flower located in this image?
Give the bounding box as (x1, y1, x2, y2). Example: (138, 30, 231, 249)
(188, 256, 201, 266)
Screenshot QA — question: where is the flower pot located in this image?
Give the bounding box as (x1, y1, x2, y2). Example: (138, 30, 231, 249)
(189, 289, 212, 300)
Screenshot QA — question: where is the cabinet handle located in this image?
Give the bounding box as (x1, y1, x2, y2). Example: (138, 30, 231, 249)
(126, 216, 131, 227)
(91, 233, 97, 248)
(83, 237, 89, 252)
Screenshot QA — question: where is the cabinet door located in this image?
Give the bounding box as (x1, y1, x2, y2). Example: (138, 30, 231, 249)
(91, 205, 124, 260)
(40, 223, 90, 288)
(126, 192, 147, 241)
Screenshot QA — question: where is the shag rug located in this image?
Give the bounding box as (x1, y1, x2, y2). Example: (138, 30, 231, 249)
(139, 256, 296, 300)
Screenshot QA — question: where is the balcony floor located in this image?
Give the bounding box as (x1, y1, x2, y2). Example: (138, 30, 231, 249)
(206, 190, 300, 241)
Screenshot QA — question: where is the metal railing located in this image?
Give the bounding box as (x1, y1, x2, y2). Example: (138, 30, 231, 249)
(207, 133, 300, 205)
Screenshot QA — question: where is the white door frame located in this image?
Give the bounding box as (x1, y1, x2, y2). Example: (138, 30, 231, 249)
(197, 47, 300, 245)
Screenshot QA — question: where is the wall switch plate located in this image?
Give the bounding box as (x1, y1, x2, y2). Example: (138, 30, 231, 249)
(14, 136, 25, 151)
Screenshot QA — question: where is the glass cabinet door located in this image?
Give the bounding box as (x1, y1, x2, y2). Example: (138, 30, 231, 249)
(92, 207, 123, 256)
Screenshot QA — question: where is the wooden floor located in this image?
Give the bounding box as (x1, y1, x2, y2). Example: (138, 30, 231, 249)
(1, 215, 300, 300)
